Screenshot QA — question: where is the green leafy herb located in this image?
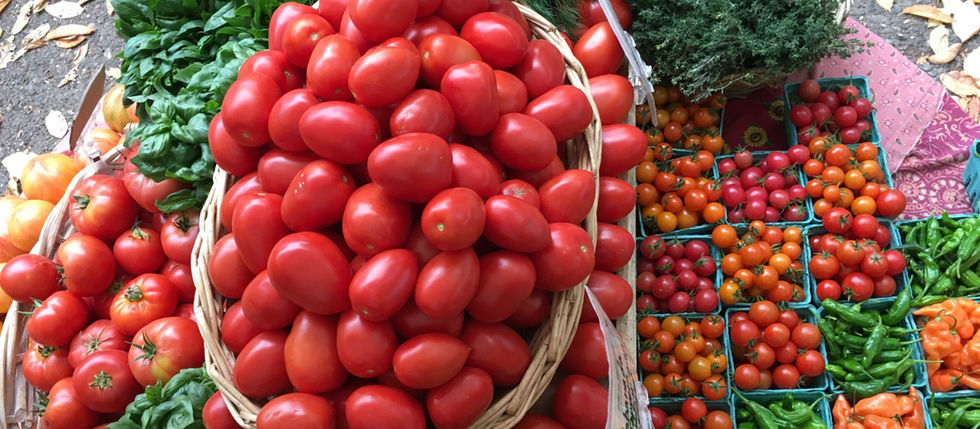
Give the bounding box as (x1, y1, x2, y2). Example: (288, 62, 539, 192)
(630, 0, 870, 98)
(111, 0, 308, 211)
(523, 0, 581, 35)
(107, 367, 216, 429)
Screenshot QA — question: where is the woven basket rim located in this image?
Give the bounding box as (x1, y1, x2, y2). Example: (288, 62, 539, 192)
(191, 3, 604, 428)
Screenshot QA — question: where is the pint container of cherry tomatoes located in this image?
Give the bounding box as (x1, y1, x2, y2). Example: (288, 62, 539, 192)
(730, 391, 833, 428)
(784, 76, 880, 146)
(711, 223, 812, 308)
(647, 398, 734, 429)
(640, 87, 727, 157)
(714, 150, 814, 228)
(636, 314, 731, 404)
(636, 235, 723, 315)
(802, 142, 905, 222)
(635, 153, 725, 237)
(805, 219, 910, 307)
(964, 139, 980, 211)
(725, 304, 830, 395)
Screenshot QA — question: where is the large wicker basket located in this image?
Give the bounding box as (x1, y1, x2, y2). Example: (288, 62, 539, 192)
(191, 3, 603, 428)
(0, 147, 127, 429)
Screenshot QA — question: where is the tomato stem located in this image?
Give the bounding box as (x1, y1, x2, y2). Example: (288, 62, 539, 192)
(124, 285, 144, 302)
(90, 371, 114, 390)
(71, 194, 90, 209)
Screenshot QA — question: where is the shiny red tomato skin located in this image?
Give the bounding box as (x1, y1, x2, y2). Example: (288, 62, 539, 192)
(490, 113, 557, 171)
(238, 49, 305, 92)
(461, 321, 531, 386)
(208, 234, 252, 299)
(346, 385, 426, 429)
(221, 74, 282, 147)
(257, 393, 335, 429)
(533, 223, 596, 291)
(281, 159, 356, 231)
(524, 85, 593, 141)
(267, 89, 319, 152)
(0, 254, 61, 303)
(280, 14, 335, 68)
(421, 188, 486, 251)
(390, 89, 456, 139)
(506, 289, 551, 328)
(581, 0, 632, 28)
(367, 133, 453, 203)
(306, 35, 359, 101)
(573, 22, 624, 77)
(69, 319, 129, 368)
(121, 156, 188, 214)
(553, 375, 609, 429)
(73, 349, 141, 413)
(483, 195, 551, 252)
(69, 174, 139, 241)
(560, 322, 609, 379)
(113, 225, 166, 275)
(267, 232, 353, 314)
(426, 367, 494, 429)
(128, 316, 205, 387)
(221, 302, 263, 354)
(337, 310, 397, 377)
(209, 114, 265, 177)
(41, 378, 100, 429)
(513, 39, 564, 99)
(23, 343, 73, 391)
(582, 270, 632, 321)
(349, 45, 421, 108)
(494, 70, 529, 114)
(448, 143, 502, 199)
(403, 15, 457, 45)
(597, 176, 637, 223)
(539, 169, 597, 224)
(497, 179, 541, 208)
(514, 413, 567, 429)
(242, 270, 301, 330)
(257, 149, 318, 195)
(268, 3, 318, 52)
(418, 34, 481, 89)
(415, 248, 480, 320)
(589, 74, 633, 125)
(202, 392, 241, 429)
(110, 273, 178, 336)
(220, 173, 262, 232)
(393, 299, 465, 339)
(595, 222, 633, 272)
(441, 60, 499, 136)
(349, 0, 418, 42)
(393, 333, 471, 389)
(437, 0, 489, 26)
(234, 330, 292, 398)
(317, 0, 348, 28)
(342, 183, 412, 256)
(300, 101, 381, 164)
(467, 251, 536, 323)
(349, 249, 418, 321)
(232, 193, 290, 274)
(460, 12, 528, 69)
(58, 234, 116, 296)
(600, 123, 647, 176)
(28, 290, 89, 347)
(285, 311, 348, 393)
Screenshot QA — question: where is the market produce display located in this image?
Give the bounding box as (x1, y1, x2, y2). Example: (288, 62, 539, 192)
(635, 88, 726, 153)
(929, 397, 980, 428)
(729, 302, 826, 391)
(913, 298, 980, 393)
(899, 214, 980, 306)
(636, 150, 726, 234)
(802, 136, 906, 220)
(787, 79, 877, 146)
(649, 398, 733, 429)
(637, 315, 728, 399)
(716, 150, 810, 224)
(636, 236, 720, 313)
(832, 388, 926, 429)
(808, 216, 907, 303)
(711, 223, 806, 305)
(734, 392, 827, 429)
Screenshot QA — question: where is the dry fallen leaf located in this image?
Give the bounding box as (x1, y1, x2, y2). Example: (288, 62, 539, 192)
(942, 71, 980, 96)
(0, 36, 15, 69)
(54, 35, 83, 48)
(10, 22, 50, 61)
(45, 1, 83, 18)
(953, 2, 980, 42)
(59, 41, 86, 86)
(104, 0, 111, 14)
(45, 110, 68, 139)
(904, 4, 955, 23)
(106, 66, 120, 79)
(12, 2, 35, 34)
(927, 25, 963, 63)
(23, 38, 46, 50)
(45, 24, 94, 40)
(876, 0, 894, 11)
(965, 48, 980, 80)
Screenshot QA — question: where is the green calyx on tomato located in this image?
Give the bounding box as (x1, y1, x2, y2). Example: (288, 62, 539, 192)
(90, 371, 115, 390)
(132, 332, 158, 361)
(37, 345, 57, 358)
(71, 194, 91, 209)
(130, 223, 150, 241)
(123, 285, 144, 303)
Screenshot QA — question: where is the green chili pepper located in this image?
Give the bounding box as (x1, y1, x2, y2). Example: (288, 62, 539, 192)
(936, 274, 955, 294)
(822, 300, 877, 328)
(824, 364, 848, 380)
(942, 407, 967, 429)
(738, 423, 759, 429)
(733, 390, 780, 429)
(844, 377, 892, 397)
(861, 324, 887, 368)
(817, 318, 841, 357)
(882, 288, 911, 326)
(922, 254, 941, 284)
(838, 358, 865, 373)
(913, 294, 947, 307)
(958, 232, 980, 261)
(927, 218, 942, 253)
(864, 352, 913, 379)
(838, 333, 918, 350)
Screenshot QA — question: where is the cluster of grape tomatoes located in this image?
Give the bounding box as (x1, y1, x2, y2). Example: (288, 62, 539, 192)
(711, 222, 807, 305)
(636, 150, 726, 234)
(730, 301, 825, 391)
(637, 314, 729, 400)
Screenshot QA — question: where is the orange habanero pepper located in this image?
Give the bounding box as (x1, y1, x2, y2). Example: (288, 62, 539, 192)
(854, 393, 900, 418)
(833, 394, 854, 429)
(862, 415, 902, 429)
(904, 387, 925, 429)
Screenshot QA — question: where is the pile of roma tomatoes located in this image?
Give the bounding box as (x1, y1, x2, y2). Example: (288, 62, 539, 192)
(636, 86, 727, 154)
(635, 150, 727, 234)
(637, 314, 729, 401)
(0, 151, 205, 428)
(201, 0, 644, 428)
(636, 236, 720, 314)
(711, 222, 808, 305)
(729, 301, 826, 391)
(809, 211, 907, 302)
(788, 79, 875, 145)
(802, 140, 906, 219)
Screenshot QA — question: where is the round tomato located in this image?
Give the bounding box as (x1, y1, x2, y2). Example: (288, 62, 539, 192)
(109, 273, 178, 336)
(883, 249, 906, 276)
(300, 101, 381, 164)
(349, 44, 421, 108)
(823, 207, 852, 234)
(346, 384, 426, 429)
(128, 317, 204, 387)
(202, 392, 241, 429)
(257, 392, 335, 429)
(532, 223, 595, 291)
(349, 249, 418, 322)
(390, 89, 456, 139)
(0, 253, 61, 303)
(796, 349, 825, 377)
(512, 39, 564, 99)
(342, 183, 412, 256)
(220, 302, 263, 355)
(467, 251, 535, 323)
(809, 252, 841, 280)
(734, 363, 760, 390)
(73, 349, 141, 413)
(281, 159, 356, 232)
(267, 232, 353, 314)
(159, 211, 198, 266)
(426, 366, 494, 429)
(40, 378, 99, 429)
(8, 199, 54, 252)
(448, 143, 502, 199)
(524, 85, 592, 142)
(483, 195, 551, 252)
(560, 322, 608, 379)
(772, 364, 801, 389)
(21, 153, 80, 205)
(573, 22, 623, 77)
(459, 12, 528, 68)
(861, 250, 889, 278)
(842, 272, 874, 302)
(267, 89, 320, 152)
(791, 323, 822, 349)
(121, 157, 188, 214)
(461, 320, 530, 386)
(68, 174, 138, 241)
(23, 343, 73, 391)
(234, 330, 292, 398)
(113, 225, 165, 275)
(284, 311, 348, 393)
(232, 192, 291, 274)
(69, 319, 129, 368)
(539, 169, 596, 224)
(27, 291, 89, 347)
(267, 3, 317, 52)
(238, 49, 305, 93)
(337, 310, 397, 377)
(221, 74, 282, 147)
(368, 133, 453, 203)
(553, 375, 608, 429)
(876, 189, 906, 217)
(441, 60, 499, 136)
(589, 74, 633, 125)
